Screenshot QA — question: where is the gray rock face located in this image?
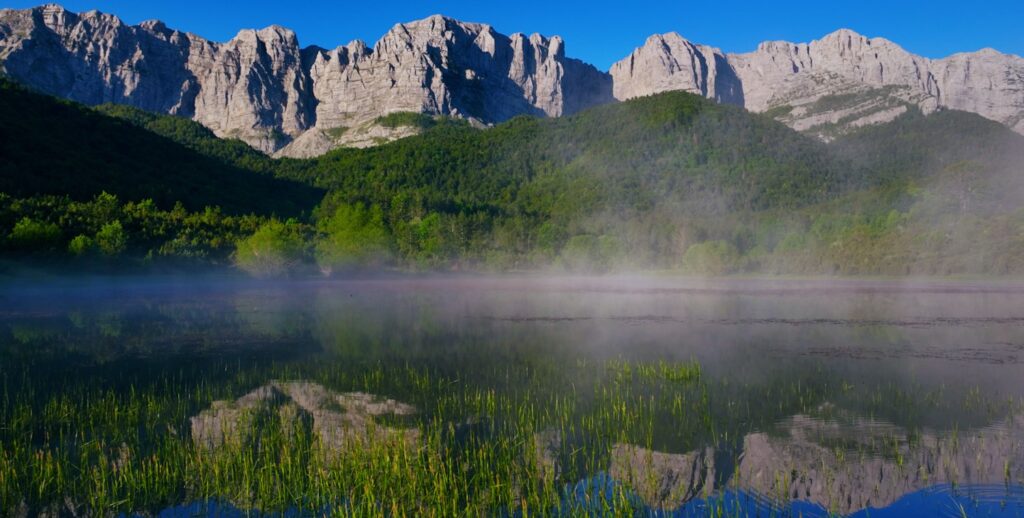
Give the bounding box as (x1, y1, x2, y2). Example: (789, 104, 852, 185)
(610, 33, 743, 105)
(0, 5, 613, 155)
(0, 6, 197, 115)
(188, 25, 316, 153)
(931, 49, 1024, 134)
(0, 5, 315, 152)
(2, 5, 1021, 153)
(612, 28, 1024, 138)
(306, 16, 611, 130)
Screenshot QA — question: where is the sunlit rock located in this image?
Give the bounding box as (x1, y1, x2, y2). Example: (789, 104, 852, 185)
(0, 6, 612, 154)
(189, 381, 418, 453)
(611, 28, 1024, 138)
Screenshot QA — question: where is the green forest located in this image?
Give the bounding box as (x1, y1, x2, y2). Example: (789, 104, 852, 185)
(2, 77, 1023, 276)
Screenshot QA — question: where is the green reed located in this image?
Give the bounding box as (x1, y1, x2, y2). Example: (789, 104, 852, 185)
(0, 356, 1020, 517)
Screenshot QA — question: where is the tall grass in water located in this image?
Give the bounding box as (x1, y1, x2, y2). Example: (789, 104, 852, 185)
(0, 357, 1019, 516)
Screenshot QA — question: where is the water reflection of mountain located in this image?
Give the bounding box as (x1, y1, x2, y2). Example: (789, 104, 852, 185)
(610, 414, 1024, 514)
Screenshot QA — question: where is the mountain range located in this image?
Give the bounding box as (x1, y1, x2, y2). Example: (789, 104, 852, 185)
(1, 4, 1022, 157)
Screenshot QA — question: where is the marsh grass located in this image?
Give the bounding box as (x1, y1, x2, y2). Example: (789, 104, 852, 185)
(0, 356, 1020, 516)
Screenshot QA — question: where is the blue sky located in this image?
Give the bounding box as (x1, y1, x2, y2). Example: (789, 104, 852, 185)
(6, 1, 1023, 70)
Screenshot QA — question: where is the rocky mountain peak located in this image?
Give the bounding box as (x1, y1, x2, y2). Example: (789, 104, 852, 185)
(654, 32, 694, 47)
(0, 6, 612, 156)
(612, 27, 1023, 139)
(1, 4, 1020, 156)
(232, 24, 299, 47)
(813, 28, 911, 63)
(260, 24, 298, 41)
(753, 39, 804, 57)
(345, 39, 368, 54)
(610, 32, 740, 104)
(79, 9, 108, 20)
(381, 14, 484, 49)
(818, 28, 869, 46)
(37, 3, 74, 31)
(973, 47, 1007, 57)
(407, 13, 462, 30)
(545, 34, 565, 58)
(138, 19, 169, 34)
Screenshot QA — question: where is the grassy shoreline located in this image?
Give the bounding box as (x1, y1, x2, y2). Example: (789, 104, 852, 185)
(1, 353, 1020, 516)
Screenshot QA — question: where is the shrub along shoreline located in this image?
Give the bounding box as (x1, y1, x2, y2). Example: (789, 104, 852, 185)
(4, 188, 1023, 278)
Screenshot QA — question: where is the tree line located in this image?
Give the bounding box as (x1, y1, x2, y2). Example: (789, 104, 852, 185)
(3, 79, 1023, 276)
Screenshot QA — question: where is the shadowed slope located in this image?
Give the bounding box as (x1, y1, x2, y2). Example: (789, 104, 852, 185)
(0, 79, 322, 216)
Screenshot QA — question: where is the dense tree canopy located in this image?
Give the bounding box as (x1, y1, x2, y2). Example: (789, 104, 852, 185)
(2, 78, 1022, 276)
(0, 79, 321, 216)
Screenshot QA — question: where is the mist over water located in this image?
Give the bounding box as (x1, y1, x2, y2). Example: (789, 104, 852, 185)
(1, 275, 1022, 515)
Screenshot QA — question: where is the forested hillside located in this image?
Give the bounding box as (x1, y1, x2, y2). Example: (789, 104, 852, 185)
(265, 94, 851, 270)
(0, 79, 321, 216)
(2, 80, 1022, 276)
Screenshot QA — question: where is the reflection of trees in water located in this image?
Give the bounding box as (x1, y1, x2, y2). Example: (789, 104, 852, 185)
(7, 319, 64, 344)
(0, 292, 315, 364)
(229, 290, 312, 339)
(307, 289, 586, 382)
(295, 289, 1012, 437)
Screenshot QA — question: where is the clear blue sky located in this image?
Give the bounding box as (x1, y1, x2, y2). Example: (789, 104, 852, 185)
(5, 1, 1023, 70)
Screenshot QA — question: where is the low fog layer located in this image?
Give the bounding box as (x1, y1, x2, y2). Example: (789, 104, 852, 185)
(5, 275, 1023, 398)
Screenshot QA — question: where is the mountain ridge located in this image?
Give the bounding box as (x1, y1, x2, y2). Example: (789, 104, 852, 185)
(1, 4, 1021, 156)
(613, 27, 1024, 139)
(0, 4, 615, 156)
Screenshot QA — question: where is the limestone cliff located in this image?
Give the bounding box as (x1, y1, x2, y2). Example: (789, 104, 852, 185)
(2, 5, 1021, 154)
(612, 28, 1024, 139)
(0, 5, 613, 155)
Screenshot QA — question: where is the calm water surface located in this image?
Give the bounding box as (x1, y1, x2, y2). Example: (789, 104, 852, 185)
(2, 276, 1023, 516)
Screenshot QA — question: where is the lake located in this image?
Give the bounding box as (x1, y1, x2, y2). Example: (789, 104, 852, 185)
(1, 276, 1022, 516)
